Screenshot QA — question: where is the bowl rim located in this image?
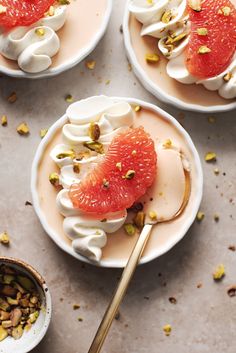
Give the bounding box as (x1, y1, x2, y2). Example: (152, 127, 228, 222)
(0, 256, 52, 353)
(123, 4, 236, 113)
(0, 0, 112, 79)
(31, 95, 203, 268)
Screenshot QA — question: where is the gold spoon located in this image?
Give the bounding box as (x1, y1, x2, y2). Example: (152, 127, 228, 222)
(88, 171, 191, 353)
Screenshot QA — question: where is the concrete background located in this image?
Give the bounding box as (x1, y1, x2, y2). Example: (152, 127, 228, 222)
(0, 1, 236, 352)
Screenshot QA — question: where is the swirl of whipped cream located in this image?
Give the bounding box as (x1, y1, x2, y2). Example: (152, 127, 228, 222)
(129, 0, 236, 99)
(50, 96, 134, 262)
(0, 5, 67, 73)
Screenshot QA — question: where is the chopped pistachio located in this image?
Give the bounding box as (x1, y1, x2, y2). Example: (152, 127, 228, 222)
(17, 122, 30, 135)
(124, 223, 136, 236)
(214, 214, 219, 222)
(133, 211, 146, 228)
(73, 163, 80, 174)
(128, 63, 132, 71)
(205, 152, 216, 162)
(208, 116, 216, 123)
(0, 5, 7, 14)
(85, 60, 96, 70)
(0, 231, 10, 245)
(198, 45, 211, 54)
(105, 79, 110, 85)
(1, 115, 7, 126)
(161, 10, 172, 23)
(58, 0, 70, 4)
(123, 170, 135, 180)
(0, 326, 8, 341)
(134, 105, 141, 112)
(145, 53, 160, 63)
(171, 32, 188, 43)
(89, 122, 100, 141)
(163, 139, 172, 148)
(103, 179, 109, 188)
(196, 211, 204, 222)
(197, 27, 208, 36)
(163, 324, 172, 336)
(189, 0, 202, 11)
(214, 168, 220, 175)
(7, 92, 17, 103)
(149, 211, 157, 221)
(65, 94, 73, 103)
(146, 0, 153, 4)
(48, 5, 55, 16)
(83, 141, 104, 154)
(213, 264, 225, 280)
(56, 150, 75, 159)
(131, 150, 137, 155)
(218, 6, 231, 16)
(73, 304, 80, 310)
(116, 162, 122, 171)
(223, 72, 233, 82)
(49, 172, 60, 186)
(35, 28, 45, 36)
(78, 317, 83, 322)
(40, 128, 48, 139)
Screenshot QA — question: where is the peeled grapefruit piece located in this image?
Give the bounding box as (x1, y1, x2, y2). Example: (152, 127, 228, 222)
(69, 127, 157, 215)
(0, 0, 55, 29)
(186, 0, 236, 78)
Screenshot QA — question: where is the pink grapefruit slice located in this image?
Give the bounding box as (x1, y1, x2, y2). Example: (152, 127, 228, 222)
(0, 0, 55, 29)
(69, 127, 157, 215)
(186, 0, 236, 79)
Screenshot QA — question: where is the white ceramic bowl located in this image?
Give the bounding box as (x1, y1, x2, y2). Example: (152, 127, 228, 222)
(0, 257, 52, 353)
(31, 96, 203, 268)
(0, 0, 112, 79)
(123, 3, 236, 113)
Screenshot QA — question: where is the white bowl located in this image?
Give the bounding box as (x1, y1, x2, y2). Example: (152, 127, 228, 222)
(123, 3, 236, 113)
(31, 96, 203, 268)
(0, 257, 52, 353)
(0, 0, 112, 79)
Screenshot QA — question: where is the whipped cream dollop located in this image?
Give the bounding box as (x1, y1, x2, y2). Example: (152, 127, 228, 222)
(50, 96, 135, 262)
(0, 5, 67, 73)
(129, 0, 236, 99)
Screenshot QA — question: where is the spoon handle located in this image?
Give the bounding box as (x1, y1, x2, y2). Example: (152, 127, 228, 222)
(88, 224, 153, 353)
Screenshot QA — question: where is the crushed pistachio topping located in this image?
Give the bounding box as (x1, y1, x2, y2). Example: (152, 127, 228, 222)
(116, 162, 122, 171)
(214, 214, 219, 222)
(161, 10, 173, 24)
(73, 304, 80, 310)
(83, 141, 104, 154)
(35, 28, 45, 36)
(163, 139, 172, 148)
(131, 150, 137, 155)
(149, 211, 157, 221)
(205, 152, 216, 162)
(73, 164, 80, 174)
(208, 116, 216, 123)
(103, 179, 109, 188)
(7, 92, 17, 103)
(214, 168, 220, 175)
(163, 324, 172, 336)
(128, 63, 132, 71)
(124, 223, 136, 236)
(146, 0, 153, 4)
(40, 129, 48, 139)
(223, 72, 233, 82)
(49, 172, 60, 186)
(65, 94, 73, 103)
(0, 5, 7, 14)
(123, 170, 135, 180)
(134, 105, 141, 112)
(85, 60, 96, 70)
(197, 27, 208, 36)
(1, 115, 7, 126)
(0, 232, 10, 245)
(0, 264, 42, 342)
(89, 122, 100, 141)
(198, 45, 211, 54)
(17, 123, 30, 136)
(218, 6, 231, 16)
(145, 53, 160, 64)
(56, 150, 75, 160)
(196, 211, 204, 222)
(48, 5, 55, 16)
(213, 264, 225, 280)
(58, 0, 70, 4)
(133, 211, 146, 228)
(189, 0, 202, 12)
(105, 79, 110, 85)
(227, 285, 236, 297)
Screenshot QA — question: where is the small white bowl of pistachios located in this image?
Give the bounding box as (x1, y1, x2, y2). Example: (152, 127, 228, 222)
(0, 257, 52, 353)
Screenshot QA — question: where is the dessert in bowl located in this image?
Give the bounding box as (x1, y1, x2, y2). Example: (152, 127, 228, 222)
(124, 0, 236, 112)
(0, 0, 112, 78)
(31, 96, 203, 268)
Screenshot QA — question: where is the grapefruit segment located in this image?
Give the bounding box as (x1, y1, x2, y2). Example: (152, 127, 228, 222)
(0, 0, 55, 29)
(69, 127, 157, 215)
(186, 0, 236, 78)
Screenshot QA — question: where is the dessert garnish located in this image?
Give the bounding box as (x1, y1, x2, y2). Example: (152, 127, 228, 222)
(69, 127, 157, 215)
(213, 264, 225, 280)
(17, 122, 30, 136)
(1, 115, 7, 126)
(0, 231, 10, 245)
(0, 264, 41, 341)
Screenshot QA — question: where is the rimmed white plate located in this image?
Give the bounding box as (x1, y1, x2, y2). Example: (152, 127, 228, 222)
(123, 2, 236, 113)
(0, 0, 112, 79)
(31, 96, 203, 268)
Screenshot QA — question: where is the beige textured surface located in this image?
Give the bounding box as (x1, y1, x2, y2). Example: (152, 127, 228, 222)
(0, 1, 236, 352)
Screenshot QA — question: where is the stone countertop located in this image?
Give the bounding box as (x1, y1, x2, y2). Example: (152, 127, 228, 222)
(0, 1, 236, 352)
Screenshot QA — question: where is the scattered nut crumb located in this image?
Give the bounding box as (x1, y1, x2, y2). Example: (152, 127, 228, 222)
(49, 172, 60, 186)
(168, 297, 177, 304)
(0, 231, 10, 245)
(205, 152, 216, 162)
(119, 24, 123, 33)
(65, 94, 73, 103)
(105, 79, 110, 85)
(85, 60, 96, 70)
(40, 129, 48, 139)
(25, 201, 32, 206)
(196, 211, 204, 222)
(208, 116, 216, 124)
(213, 264, 225, 281)
(115, 311, 120, 320)
(78, 317, 83, 322)
(145, 53, 160, 63)
(163, 324, 172, 336)
(1, 115, 7, 126)
(214, 168, 220, 175)
(228, 245, 236, 252)
(214, 214, 219, 222)
(17, 122, 30, 136)
(128, 63, 132, 71)
(7, 92, 17, 103)
(134, 105, 141, 112)
(73, 304, 80, 310)
(197, 283, 203, 288)
(227, 285, 236, 297)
